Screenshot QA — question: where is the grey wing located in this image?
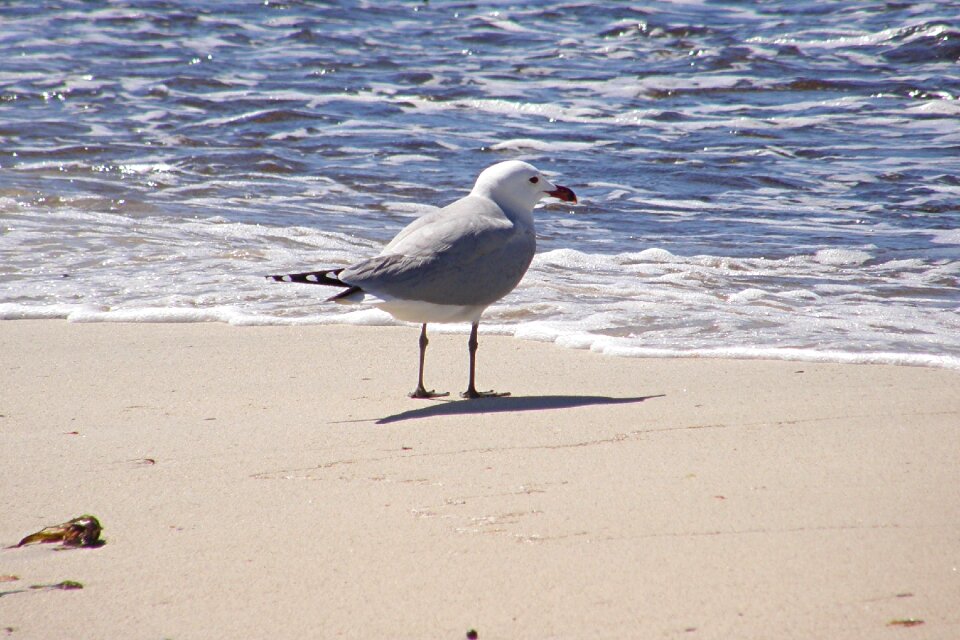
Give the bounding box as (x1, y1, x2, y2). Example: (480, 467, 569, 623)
(341, 199, 536, 306)
(381, 195, 501, 255)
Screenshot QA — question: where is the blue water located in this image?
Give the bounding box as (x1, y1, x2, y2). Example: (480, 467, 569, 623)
(1, 1, 958, 369)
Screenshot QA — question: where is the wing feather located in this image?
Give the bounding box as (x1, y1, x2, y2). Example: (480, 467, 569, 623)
(340, 195, 535, 306)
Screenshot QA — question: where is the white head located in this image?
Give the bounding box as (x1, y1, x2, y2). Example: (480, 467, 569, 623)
(470, 160, 576, 214)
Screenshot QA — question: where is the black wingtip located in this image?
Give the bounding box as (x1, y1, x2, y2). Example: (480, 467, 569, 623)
(327, 285, 363, 301)
(265, 268, 346, 287)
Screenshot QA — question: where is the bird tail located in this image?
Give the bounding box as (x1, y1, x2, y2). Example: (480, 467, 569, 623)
(266, 268, 365, 303)
(265, 268, 346, 287)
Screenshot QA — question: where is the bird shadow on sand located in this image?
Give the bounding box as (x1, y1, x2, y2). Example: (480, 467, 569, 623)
(375, 394, 663, 425)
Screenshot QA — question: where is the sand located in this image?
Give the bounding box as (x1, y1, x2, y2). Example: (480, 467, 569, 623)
(1, 320, 958, 639)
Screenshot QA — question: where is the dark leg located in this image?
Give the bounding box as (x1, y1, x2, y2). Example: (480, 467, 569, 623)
(409, 324, 448, 399)
(461, 321, 510, 399)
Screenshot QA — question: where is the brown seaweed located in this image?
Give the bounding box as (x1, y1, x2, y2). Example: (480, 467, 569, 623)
(887, 618, 924, 628)
(1, 580, 82, 598)
(14, 515, 103, 548)
(29, 580, 83, 591)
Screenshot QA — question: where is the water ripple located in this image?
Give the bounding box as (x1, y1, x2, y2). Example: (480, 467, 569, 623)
(1, 0, 958, 367)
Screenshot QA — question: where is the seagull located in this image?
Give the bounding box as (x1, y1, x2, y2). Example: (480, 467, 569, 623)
(267, 160, 577, 399)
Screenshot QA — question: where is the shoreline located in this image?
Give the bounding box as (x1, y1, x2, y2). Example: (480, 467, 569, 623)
(1, 306, 959, 372)
(2, 320, 959, 638)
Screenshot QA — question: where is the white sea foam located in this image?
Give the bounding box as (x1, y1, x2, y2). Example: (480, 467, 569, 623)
(929, 229, 960, 245)
(466, 12, 535, 34)
(381, 154, 440, 165)
(812, 248, 873, 266)
(489, 138, 611, 152)
(592, 343, 960, 372)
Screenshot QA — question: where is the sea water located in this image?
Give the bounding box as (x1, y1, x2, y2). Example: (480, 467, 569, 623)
(1, 1, 958, 370)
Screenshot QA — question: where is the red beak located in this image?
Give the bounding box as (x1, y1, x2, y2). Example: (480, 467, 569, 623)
(547, 185, 577, 203)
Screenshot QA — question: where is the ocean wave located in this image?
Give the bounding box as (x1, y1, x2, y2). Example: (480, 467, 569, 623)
(2, 0, 958, 372)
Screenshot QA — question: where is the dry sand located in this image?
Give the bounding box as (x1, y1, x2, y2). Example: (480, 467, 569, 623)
(1, 320, 958, 639)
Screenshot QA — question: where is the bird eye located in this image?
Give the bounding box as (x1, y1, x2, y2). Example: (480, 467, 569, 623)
(529, 176, 539, 184)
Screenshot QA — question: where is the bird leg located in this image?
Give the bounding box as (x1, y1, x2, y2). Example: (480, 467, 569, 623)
(409, 324, 449, 399)
(462, 321, 510, 399)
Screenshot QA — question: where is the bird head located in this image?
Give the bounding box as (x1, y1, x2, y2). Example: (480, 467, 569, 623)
(472, 160, 577, 214)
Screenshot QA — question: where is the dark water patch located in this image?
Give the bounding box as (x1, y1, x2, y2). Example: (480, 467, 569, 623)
(162, 76, 237, 92)
(642, 79, 757, 99)
(931, 174, 960, 186)
(649, 111, 686, 122)
(395, 72, 435, 86)
(252, 158, 310, 175)
(883, 27, 960, 63)
(237, 109, 317, 126)
(772, 78, 866, 93)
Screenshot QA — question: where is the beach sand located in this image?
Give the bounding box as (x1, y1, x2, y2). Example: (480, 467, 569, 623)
(1, 320, 958, 639)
